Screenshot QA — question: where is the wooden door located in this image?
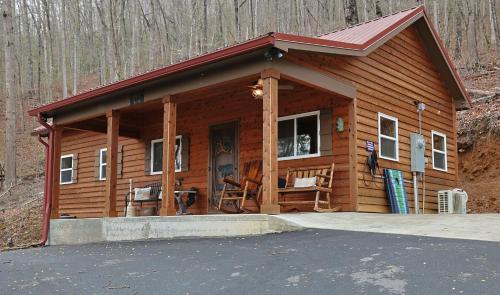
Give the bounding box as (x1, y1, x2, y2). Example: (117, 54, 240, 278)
(208, 121, 239, 210)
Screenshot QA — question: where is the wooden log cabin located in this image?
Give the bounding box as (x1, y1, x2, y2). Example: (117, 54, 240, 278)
(30, 7, 471, 219)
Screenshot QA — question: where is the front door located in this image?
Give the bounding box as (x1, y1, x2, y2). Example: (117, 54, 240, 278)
(208, 121, 239, 211)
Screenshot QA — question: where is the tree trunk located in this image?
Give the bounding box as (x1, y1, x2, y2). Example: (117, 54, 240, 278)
(73, 2, 80, 95)
(488, 0, 499, 61)
(2, 0, 17, 185)
(344, 0, 359, 26)
(233, 0, 240, 41)
(375, 1, 383, 18)
(61, 0, 68, 98)
(467, 1, 480, 69)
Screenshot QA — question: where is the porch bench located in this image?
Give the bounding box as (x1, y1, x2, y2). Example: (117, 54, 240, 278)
(125, 182, 162, 215)
(278, 163, 339, 212)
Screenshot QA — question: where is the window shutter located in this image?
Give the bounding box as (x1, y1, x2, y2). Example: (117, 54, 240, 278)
(144, 140, 151, 173)
(72, 153, 79, 183)
(320, 108, 333, 156)
(94, 149, 100, 180)
(117, 144, 124, 178)
(181, 135, 190, 172)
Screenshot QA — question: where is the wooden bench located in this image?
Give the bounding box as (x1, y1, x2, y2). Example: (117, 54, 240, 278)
(278, 163, 339, 212)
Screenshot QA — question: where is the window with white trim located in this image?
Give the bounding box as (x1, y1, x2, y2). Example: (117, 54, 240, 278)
(99, 148, 107, 180)
(278, 111, 320, 160)
(378, 113, 399, 161)
(60, 154, 74, 184)
(432, 131, 447, 171)
(151, 136, 182, 174)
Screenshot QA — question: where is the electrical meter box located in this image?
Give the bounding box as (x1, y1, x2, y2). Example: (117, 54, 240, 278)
(410, 133, 426, 172)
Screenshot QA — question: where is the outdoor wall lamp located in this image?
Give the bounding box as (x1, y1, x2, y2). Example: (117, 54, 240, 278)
(250, 78, 264, 99)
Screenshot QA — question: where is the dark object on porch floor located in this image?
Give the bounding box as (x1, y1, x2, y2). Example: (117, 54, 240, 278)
(218, 160, 263, 213)
(278, 163, 339, 212)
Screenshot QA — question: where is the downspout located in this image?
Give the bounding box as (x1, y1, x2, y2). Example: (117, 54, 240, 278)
(37, 113, 54, 246)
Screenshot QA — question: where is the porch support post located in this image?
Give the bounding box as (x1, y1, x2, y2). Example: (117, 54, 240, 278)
(260, 69, 281, 215)
(160, 96, 177, 216)
(104, 110, 119, 217)
(50, 125, 62, 219)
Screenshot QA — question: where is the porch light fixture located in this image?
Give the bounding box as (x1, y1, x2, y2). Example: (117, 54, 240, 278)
(250, 78, 264, 99)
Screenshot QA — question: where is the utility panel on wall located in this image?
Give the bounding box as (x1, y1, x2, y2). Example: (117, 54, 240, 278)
(410, 133, 426, 172)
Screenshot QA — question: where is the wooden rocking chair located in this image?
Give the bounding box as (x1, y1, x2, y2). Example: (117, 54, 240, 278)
(218, 160, 263, 213)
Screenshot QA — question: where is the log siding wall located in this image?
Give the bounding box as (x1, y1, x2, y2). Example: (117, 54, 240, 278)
(288, 26, 458, 213)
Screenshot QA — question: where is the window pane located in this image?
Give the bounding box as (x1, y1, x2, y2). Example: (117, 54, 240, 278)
(101, 150, 107, 164)
(278, 119, 294, 158)
(433, 134, 445, 152)
(380, 137, 397, 159)
(296, 115, 318, 156)
(175, 138, 181, 171)
(101, 164, 107, 179)
(153, 141, 163, 172)
(434, 152, 446, 170)
(380, 117, 396, 138)
(61, 170, 72, 183)
(61, 157, 73, 169)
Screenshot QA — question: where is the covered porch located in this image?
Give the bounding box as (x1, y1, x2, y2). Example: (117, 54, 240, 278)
(50, 58, 357, 218)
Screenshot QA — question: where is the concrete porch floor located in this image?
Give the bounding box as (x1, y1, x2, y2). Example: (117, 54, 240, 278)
(275, 213, 500, 242)
(48, 213, 500, 245)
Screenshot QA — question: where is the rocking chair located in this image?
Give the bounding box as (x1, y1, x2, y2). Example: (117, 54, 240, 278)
(218, 160, 263, 213)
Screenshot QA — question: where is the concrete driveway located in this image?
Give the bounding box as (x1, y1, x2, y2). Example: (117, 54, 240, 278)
(1, 229, 499, 295)
(276, 213, 500, 242)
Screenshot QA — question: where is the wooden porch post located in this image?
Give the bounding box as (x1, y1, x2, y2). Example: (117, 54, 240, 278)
(104, 110, 119, 217)
(160, 96, 177, 216)
(260, 69, 281, 214)
(51, 126, 62, 219)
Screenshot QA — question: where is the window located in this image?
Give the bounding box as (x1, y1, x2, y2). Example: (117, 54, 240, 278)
(151, 136, 182, 174)
(278, 111, 320, 160)
(60, 154, 74, 184)
(378, 113, 399, 161)
(99, 148, 107, 180)
(432, 131, 447, 171)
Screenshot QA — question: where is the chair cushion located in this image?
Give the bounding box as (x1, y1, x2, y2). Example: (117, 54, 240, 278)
(294, 177, 317, 188)
(134, 187, 152, 201)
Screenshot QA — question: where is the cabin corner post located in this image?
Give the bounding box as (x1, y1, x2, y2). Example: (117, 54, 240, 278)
(160, 96, 177, 216)
(50, 125, 63, 219)
(348, 98, 359, 212)
(260, 69, 281, 214)
(104, 110, 119, 217)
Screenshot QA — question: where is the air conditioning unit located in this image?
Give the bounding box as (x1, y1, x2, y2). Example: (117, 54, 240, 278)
(438, 189, 468, 214)
(438, 190, 454, 214)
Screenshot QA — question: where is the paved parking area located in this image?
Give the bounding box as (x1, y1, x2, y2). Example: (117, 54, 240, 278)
(1, 229, 499, 294)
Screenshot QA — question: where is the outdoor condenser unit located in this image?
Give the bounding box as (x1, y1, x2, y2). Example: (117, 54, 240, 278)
(438, 190, 454, 214)
(438, 189, 468, 214)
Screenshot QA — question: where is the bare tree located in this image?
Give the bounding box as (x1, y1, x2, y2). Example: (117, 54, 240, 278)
(2, 0, 17, 185)
(344, 0, 359, 25)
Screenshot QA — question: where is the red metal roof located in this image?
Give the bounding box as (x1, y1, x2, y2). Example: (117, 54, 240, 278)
(29, 5, 470, 117)
(319, 7, 422, 47)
